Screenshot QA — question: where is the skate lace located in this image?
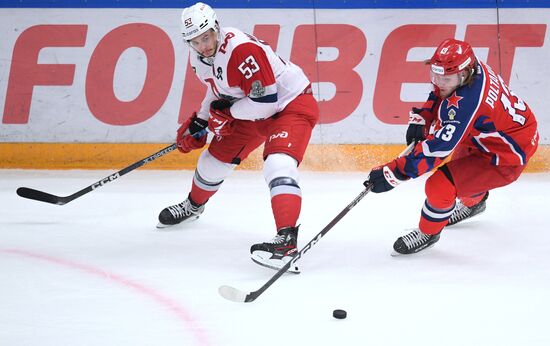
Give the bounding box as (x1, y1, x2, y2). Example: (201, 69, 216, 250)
(402, 229, 430, 249)
(449, 202, 470, 223)
(268, 234, 287, 245)
(167, 200, 199, 219)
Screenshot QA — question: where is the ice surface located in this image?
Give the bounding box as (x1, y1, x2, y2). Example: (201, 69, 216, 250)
(1, 169, 549, 346)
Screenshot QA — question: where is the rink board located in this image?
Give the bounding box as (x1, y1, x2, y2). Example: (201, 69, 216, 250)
(1, 8, 549, 144)
(1, 143, 548, 172)
(1, 3, 549, 170)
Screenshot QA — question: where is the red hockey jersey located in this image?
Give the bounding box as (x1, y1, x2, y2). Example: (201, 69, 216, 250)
(397, 61, 539, 178)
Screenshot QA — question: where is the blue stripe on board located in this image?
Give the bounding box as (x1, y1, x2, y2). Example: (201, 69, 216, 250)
(2, 0, 550, 9)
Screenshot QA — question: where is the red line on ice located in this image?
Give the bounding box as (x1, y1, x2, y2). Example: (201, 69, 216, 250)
(0, 248, 211, 346)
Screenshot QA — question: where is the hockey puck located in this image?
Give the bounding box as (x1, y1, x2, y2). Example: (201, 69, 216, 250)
(332, 309, 347, 319)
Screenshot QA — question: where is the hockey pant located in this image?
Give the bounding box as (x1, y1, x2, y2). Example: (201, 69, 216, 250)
(420, 149, 527, 235)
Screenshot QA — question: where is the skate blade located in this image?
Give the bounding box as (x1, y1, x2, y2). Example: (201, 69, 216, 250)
(155, 215, 200, 230)
(390, 242, 437, 257)
(156, 222, 172, 229)
(250, 256, 300, 274)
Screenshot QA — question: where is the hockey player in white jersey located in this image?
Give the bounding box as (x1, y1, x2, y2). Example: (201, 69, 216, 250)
(157, 2, 319, 273)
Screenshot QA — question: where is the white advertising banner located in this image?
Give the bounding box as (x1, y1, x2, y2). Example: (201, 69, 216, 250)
(0, 8, 548, 144)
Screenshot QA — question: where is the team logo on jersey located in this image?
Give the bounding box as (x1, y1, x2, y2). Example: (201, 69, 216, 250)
(250, 80, 266, 98)
(446, 92, 463, 109)
(448, 109, 456, 120)
(269, 131, 288, 142)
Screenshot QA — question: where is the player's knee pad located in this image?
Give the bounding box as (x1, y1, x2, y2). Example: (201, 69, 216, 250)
(425, 168, 456, 209)
(268, 176, 301, 199)
(264, 154, 301, 198)
(263, 153, 299, 185)
(196, 150, 235, 184)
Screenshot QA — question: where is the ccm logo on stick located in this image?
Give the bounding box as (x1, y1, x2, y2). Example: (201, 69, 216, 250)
(92, 173, 120, 190)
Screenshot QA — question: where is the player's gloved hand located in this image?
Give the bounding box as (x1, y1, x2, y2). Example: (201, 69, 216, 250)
(176, 112, 208, 154)
(363, 160, 408, 193)
(209, 99, 235, 137)
(406, 108, 428, 145)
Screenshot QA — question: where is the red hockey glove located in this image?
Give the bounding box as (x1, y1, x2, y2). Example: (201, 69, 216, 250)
(176, 112, 208, 154)
(208, 99, 234, 137)
(406, 91, 438, 145)
(406, 108, 432, 145)
(177, 135, 207, 154)
(363, 160, 409, 193)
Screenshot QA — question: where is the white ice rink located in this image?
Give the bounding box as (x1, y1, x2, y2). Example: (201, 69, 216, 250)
(1, 169, 549, 346)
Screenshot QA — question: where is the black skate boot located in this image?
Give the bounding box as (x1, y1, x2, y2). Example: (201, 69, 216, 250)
(392, 228, 441, 255)
(157, 197, 205, 229)
(447, 192, 489, 226)
(250, 226, 300, 274)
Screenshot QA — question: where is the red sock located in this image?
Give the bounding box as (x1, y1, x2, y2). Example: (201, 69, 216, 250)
(189, 181, 217, 205)
(419, 215, 449, 235)
(420, 169, 457, 235)
(271, 194, 301, 230)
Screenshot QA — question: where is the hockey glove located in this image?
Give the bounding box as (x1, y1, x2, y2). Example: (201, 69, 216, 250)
(405, 108, 429, 145)
(176, 112, 208, 154)
(364, 160, 408, 193)
(208, 99, 235, 137)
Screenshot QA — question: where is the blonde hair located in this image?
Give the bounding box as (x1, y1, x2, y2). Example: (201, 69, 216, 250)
(460, 67, 475, 86)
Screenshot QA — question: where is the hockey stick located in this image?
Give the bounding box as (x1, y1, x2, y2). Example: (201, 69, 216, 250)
(16, 143, 178, 205)
(219, 142, 416, 303)
(219, 185, 373, 303)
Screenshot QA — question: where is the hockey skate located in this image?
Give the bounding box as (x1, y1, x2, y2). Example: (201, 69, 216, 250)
(447, 192, 489, 226)
(392, 228, 441, 256)
(157, 197, 205, 229)
(250, 226, 300, 274)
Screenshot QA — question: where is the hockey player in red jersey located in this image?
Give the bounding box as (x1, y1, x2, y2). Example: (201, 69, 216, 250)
(157, 2, 319, 272)
(364, 38, 539, 255)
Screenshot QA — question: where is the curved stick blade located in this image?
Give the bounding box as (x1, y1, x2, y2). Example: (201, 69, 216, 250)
(16, 187, 65, 205)
(218, 285, 249, 303)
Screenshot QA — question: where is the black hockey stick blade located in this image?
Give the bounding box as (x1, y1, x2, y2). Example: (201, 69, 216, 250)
(16, 187, 68, 205)
(16, 143, 177, 206)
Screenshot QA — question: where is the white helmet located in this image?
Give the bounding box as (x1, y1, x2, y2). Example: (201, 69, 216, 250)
(180, 2, 218, 41)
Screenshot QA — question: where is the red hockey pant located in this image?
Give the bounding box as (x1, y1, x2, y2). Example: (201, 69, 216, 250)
(420, 145, 527, 235)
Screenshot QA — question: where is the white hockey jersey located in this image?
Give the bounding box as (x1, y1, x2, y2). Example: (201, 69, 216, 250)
(190, 27, 310, 121)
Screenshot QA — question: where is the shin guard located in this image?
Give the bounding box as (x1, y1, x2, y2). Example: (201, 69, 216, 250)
(189, 170, 222, 205)
(420, 169, 457, 235)
(269, 177, 301, 230)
